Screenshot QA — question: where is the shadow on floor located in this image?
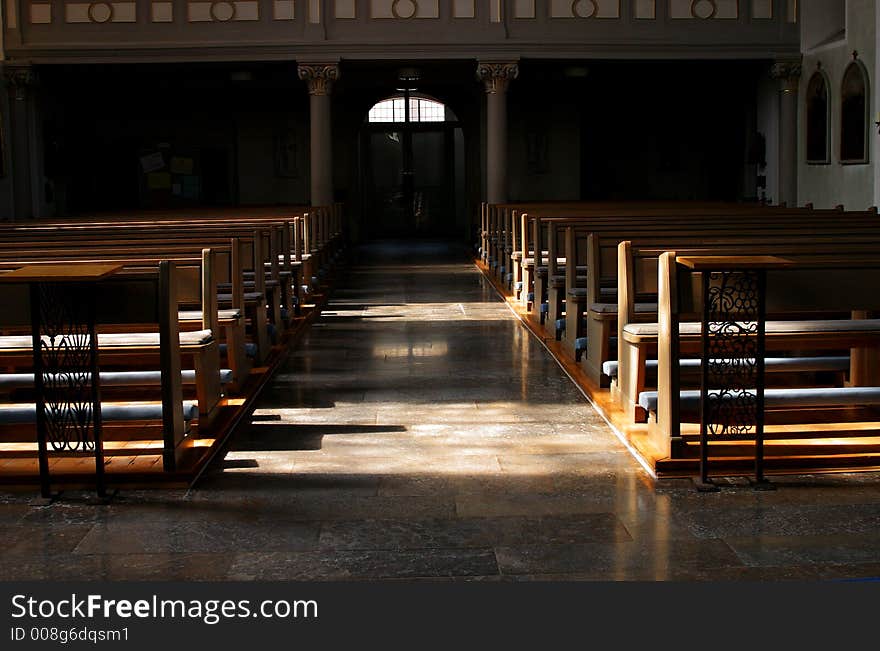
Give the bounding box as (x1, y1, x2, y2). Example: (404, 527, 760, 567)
(230, 424, 409, 452)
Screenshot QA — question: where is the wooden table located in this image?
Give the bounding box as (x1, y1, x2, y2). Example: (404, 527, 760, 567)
(0, 263, 122, 498)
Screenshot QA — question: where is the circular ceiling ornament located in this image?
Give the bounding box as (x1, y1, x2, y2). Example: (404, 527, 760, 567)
(571, 0, 598, 18)
(210, 1, 236, 21)
(88, 2, 113, 23)
(391, 0, 417, 19)
(691, 0, 717, 19)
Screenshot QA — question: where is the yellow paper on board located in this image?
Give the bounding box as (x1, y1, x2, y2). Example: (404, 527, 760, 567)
(147, 172, 172, 190)
(170, 157, 194, 175)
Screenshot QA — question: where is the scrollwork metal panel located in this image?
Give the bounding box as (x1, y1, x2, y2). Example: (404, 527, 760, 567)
(36, 282, 96, 452)
(698, 268, 767, 486)
(31, 281, 106, 498)
(704, 271, 760, 437)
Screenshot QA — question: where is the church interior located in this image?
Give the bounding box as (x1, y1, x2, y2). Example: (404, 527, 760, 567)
(1, 0, 880, 582)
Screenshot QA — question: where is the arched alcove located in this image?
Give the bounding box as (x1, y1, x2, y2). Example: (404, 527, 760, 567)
(840, 60, 869, 163)
(805, 70, 829, 164)
(360, 93, 464, 238)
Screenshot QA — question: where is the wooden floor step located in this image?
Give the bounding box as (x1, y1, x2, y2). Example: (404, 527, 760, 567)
(656, 452, 880, 477)
(680, 421, 880, 442)
(0, 446, 212, 484)
(678, 437, 880, 458)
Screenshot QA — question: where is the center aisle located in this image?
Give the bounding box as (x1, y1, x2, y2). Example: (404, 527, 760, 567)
(205, 241, 655, 579)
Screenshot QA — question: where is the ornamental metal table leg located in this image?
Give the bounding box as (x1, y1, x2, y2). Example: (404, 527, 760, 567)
(31, 281, 109, 500)
(694, 272, 718, 493)
(86, 289, 107, 498)
(750, 271, 774, 492)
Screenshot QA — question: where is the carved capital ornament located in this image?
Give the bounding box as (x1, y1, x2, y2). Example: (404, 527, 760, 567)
(476, 62, 519, 95)
(770, 59, 802, 92)
(297, 64, 341, 96)
(4, 66, 38, 101)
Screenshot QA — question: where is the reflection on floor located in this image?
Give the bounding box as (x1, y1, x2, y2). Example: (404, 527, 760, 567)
(3, 240, 880, 581)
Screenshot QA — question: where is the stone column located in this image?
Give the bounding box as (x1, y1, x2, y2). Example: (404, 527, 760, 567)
(771, 59, 801, 208)
(4, 65, 39, 220)
(477, 62, 518, 204)
(297, 63, 340, 207)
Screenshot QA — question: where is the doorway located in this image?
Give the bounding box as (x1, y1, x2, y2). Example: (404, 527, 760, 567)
(360, 94, 463, 238)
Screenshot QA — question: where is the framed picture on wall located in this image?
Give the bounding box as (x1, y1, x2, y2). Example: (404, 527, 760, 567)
(275, 128, 299, 178)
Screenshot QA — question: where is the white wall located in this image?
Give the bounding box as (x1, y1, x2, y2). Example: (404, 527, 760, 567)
(798, 0, 876, 210)
(801, 0, 846, 50)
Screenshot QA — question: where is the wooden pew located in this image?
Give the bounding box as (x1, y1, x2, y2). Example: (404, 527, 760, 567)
(616, 248, 880, 420)
(0, 253, 225, 423)
(0, 242, 253, 387)
(0, 233, 274, 367)
(639, 253, 880, 460)
(490, 201, 866, 291)
(0, 205, 347, 490)
(0, 261, 204, 474)
(578, 230, 880, 385)
(613, 239, 880, 414)
(512, 205, 876, 315)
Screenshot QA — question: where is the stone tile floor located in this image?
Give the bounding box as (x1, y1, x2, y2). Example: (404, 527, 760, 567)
(2, 240, 880, 581)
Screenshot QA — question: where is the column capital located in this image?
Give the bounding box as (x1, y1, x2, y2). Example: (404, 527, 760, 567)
(477, 61, 519, 95)
(297, 63, 340, 96)
(770, 58, 802, 93)
(3, 64, 38, 101)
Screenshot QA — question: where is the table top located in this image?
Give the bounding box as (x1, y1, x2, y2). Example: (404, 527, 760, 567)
(677, 255, 795, 271)
(0, 263, 123, 283)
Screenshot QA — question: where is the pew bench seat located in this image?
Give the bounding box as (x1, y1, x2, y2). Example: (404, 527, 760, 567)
(622, 319, 880, 347)
(566, 288, 619, 302)
(179, 308, 241, 323)
(0, 400, 199, 426)
(549, 274, 588, 289)
(590, 302, 658, 316)
(217, 291, 264, 304)
(0, 369, 233, 389)
(0, 330, 220, 420)
(521, 253, 560, 268)
(618, 319, 880, 424)
(638, 386, 880, 415)
(0, 329, 214, 351)
(603, 356, 851, 380)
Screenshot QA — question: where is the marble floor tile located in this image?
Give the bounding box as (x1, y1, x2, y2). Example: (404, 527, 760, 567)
(676, 502, 880, 539)
(494, 539, 744, 579)
(2, 524, 94, 557)
(228, 548, 499, 581)
(319, 513, 631, 551)
(73, 520, 321, 554)
(725, 533, 880, 567)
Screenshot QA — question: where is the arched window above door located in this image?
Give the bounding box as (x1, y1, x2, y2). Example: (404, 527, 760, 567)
(367, 96, 456, 123)
(840, 60, 869, 164)
(805, 70, 829, 164)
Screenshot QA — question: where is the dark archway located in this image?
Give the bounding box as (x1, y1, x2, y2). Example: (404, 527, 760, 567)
(360, 92, 465, 239)
(840, 60, 869, 163)
(805, 70, 830, 164)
